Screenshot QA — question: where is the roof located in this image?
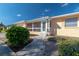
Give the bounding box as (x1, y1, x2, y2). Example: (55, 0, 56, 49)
(15, 20, 26, 24)
(15, 12, 79, 24)
(26, 16, 49, 23)
(51, 12, 79, 19)
(14, 16, 50, 24)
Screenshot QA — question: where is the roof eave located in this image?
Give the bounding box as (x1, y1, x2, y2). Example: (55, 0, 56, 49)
(51, 12, 79, 19)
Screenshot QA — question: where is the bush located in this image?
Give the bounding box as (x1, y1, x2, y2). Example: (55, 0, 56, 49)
(6, 25, 30, 47)
(0, 28, 3, 32)
(57, 37, 79, 56)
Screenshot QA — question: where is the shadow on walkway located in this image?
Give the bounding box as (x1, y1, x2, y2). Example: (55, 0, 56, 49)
(0, 37, 58, 56)
(0, 43, 15, 56)
(44, 41, 58, 56)
(16, 39, 58, 56)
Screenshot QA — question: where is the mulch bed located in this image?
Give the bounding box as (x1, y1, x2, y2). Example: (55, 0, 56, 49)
(30, 34, 38, 36)
(7, 39, 33, 52)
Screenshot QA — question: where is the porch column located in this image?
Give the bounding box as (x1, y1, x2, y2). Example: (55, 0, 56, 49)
(45, 20, 48, 32)
(41, 21, 43, 32)
(48, 20, 51, 32)
(32, 23, 34, 31)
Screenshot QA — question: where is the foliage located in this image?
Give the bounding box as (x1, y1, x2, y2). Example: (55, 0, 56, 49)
(0, 28, 3, 32)
(57, 37, 79, 56)
(6, 25, 30, 47)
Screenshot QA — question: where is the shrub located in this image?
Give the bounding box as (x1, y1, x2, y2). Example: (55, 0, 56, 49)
(0, 28, 3, 32)
(6, 25, 30, 47)
(57, 37, 79, 56)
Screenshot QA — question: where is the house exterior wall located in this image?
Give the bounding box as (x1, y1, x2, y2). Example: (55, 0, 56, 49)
(51, 14, 79, 37)
(26, 23, 32, 31)
(16, 22, 27, 28)
(15, 13, 79, 37)
(50, 19, 57, 36)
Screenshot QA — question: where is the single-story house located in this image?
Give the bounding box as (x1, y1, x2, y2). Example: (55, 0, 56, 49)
(15, 12, 79, 37)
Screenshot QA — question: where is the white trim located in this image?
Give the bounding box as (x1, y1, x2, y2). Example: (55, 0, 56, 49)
(46, 18, 50, 32)
(15, 20, 26, 24)
(45, 20, 48, 32)
(26, 16, 49, 23)
(41, 21, 43, 32)
(32, 23, 34, 31)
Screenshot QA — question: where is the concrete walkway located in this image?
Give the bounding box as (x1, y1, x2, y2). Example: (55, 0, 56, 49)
(15, 39, 58, 56)
(0, 43, 15, 56)
(44, 41, 58, 56)
(16, 39, 45, 56)
(0, 33, 58, 56)
(0, 33, 7, 43)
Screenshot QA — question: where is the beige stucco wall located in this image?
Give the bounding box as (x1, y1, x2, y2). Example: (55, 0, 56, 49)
(16, 22, 27, 28)
(56, 18, 79, 37)
(30, 31, 41, 35)
(51, 14, 79, 37)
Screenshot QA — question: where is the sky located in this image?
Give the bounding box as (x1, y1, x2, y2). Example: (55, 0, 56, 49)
(0, 3, 79, 25)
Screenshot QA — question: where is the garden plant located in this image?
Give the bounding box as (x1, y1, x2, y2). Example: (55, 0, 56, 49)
(6, 25, 31, 52)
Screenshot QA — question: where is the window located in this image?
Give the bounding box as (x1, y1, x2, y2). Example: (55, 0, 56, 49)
(65, 18, 77, 27)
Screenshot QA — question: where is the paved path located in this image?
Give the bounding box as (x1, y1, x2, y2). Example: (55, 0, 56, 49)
(0, 33, 7, 43)
(0, 33, 58, 56)
(0, 43, 15, 56)
(0, 33, 15, 56)
(16, 39, 45, 56)
(16, 39, 58, 56)
(44, 41, 58, 56)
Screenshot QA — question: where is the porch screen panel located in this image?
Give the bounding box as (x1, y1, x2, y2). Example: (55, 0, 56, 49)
(33, 22, 41, 31)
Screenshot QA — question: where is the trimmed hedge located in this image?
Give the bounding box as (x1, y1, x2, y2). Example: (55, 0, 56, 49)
(57, 37, 79, 56)
(6, 25, 30, 47)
